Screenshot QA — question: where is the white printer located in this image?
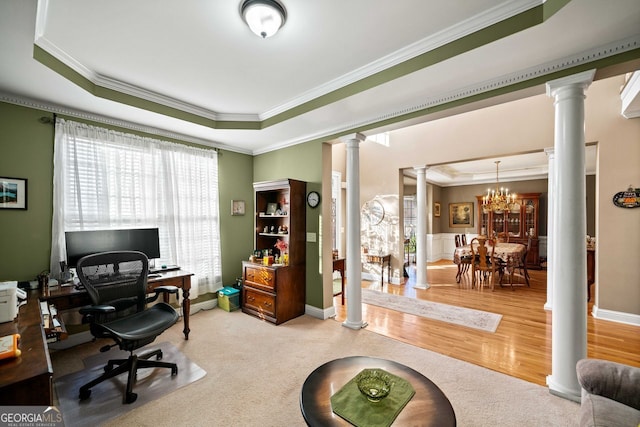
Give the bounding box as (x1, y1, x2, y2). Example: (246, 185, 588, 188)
(0, 281, 26, 323)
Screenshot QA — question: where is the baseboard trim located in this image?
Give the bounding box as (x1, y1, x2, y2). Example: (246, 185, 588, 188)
(306, 304, 335, 320)
(592, 305, 640, 326)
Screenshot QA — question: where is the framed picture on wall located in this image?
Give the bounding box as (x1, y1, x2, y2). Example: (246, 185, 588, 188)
(0, 177, 27, 210)
(231, 200, 245, 216)
(449, 202, 473, 228)
(434, 202, 441, 217)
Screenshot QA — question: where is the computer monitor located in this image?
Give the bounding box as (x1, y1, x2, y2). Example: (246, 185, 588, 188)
(65, 228, 161, 268)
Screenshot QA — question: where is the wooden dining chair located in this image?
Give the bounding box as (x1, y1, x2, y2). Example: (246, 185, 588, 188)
(496, 232, 509, 243)
(515, 236, 531, 286)
(454, 234, 472, 281)
(470, 238, 500, 291)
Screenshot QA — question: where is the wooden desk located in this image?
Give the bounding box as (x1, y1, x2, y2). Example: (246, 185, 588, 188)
(42, 269, 193, 339)
(364, 254, 391, 286)
(333, 258, 345, 305)
(0, 290, 53, 405)
(300, 356, 456, 426)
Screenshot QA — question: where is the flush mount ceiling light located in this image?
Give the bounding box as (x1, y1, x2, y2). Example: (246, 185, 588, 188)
(240, 0, 287, 39)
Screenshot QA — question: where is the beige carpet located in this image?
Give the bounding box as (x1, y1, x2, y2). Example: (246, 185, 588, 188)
(51, 308, 579, 426)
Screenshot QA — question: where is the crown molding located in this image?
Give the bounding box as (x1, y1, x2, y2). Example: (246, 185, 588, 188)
(0, 91, 254, 155)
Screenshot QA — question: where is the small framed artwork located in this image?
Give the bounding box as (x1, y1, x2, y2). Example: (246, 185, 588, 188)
(449, 202, 473, 228)
(231, 200, 245, 216)
(266, 202, 277, 215)
(434, 202, 441, 217)
(0, 177, 27, 210)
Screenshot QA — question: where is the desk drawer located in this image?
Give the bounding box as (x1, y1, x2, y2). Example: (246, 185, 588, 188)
(243, 287, 275, 318)
(244, 266, 275, 291)
(147, 276, 183, 292)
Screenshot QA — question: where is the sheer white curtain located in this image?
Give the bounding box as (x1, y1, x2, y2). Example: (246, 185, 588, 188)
(51, 118, 222, 298)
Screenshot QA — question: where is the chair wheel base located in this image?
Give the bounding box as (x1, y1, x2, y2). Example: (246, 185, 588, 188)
(172, 366, 178, 376)
(124, 392, 137, 404)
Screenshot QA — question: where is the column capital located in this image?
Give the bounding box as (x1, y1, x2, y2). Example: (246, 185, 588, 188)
(339, 132, 366, 145)
(546, 70, 595, 98)
(413, 165, 428, 173)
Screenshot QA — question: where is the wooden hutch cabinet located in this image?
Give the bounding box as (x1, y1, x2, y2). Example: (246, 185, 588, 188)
(476, 192, 541, 268)
(241, 179, 306, 325)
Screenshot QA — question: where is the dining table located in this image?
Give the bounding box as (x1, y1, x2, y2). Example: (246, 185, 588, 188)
(453, 241, 526, 285)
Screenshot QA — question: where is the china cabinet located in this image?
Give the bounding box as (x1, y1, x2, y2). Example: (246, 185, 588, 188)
(242, 179, 306, 324)
(476, 192, 541, 268)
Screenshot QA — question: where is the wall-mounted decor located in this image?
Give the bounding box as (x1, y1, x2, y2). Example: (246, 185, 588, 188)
(231, 200, 245, 216)
(0, 177, 27, 210)
(449, 202, 473, 228)
(612, 185, 640, 208)
(434, 202, 441, 217)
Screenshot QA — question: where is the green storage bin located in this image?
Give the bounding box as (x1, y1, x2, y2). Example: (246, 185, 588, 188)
(218, 286, 240, 312)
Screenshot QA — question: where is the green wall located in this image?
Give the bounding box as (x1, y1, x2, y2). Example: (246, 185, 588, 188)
(0, 103, 55, 281)
(254, 141, 324, 309)
(0, 101, 254, 287)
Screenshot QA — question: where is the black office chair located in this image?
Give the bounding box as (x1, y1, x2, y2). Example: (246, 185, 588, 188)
(76, 251, 179, 404)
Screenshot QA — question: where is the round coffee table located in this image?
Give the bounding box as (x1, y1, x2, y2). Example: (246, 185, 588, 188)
(300, 356, 456, 426)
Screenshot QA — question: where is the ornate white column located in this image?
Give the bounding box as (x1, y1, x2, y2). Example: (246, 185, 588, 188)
(545, 70, 594, 402)
(414, 166, 430, 289)
(341, 133, 367, 330)
(544, 147, 555, 311)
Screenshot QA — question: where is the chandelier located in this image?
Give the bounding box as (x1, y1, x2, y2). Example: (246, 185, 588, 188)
(482, 161, 518, 212)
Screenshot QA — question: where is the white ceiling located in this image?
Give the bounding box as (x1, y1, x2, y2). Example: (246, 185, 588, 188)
(1, 0, 639, 184)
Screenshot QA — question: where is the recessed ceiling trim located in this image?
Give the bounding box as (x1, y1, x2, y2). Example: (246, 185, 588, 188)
(312, 37, 640, 142)
(33, 0, 564, 131)
(260, 0, 542, 119)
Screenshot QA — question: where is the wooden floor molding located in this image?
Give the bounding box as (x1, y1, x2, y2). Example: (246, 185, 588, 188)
(333, 260, 640, 386)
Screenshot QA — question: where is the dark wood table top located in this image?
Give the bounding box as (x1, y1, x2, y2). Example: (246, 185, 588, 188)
(300, 356, 456, 426)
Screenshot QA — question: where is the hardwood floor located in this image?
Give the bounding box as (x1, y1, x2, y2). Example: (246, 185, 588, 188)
(333, 260, 640, 386)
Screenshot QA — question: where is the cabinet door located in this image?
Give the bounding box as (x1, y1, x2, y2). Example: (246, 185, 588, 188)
(523, 198, 538, 237)
(491, 210, 506, 235)
(506, 209, 521, 237)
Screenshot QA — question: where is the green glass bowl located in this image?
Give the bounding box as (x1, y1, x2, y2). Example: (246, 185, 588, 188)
(355, 369, 393, 402)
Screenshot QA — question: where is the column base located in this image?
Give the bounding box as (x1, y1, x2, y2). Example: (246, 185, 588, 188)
(413, 283, 430, 290)
(544, 301, 553, 311)
(342, 320, 368, 330)
(546, 375, 581, 403)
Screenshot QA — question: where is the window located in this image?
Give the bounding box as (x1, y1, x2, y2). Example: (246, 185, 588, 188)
(403, 196, 416, 264)
(51, 119, 222, 297)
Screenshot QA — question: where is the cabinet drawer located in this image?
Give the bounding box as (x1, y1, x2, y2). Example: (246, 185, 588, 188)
(244, 266, 275, 291)
(243, 287, 275, 318)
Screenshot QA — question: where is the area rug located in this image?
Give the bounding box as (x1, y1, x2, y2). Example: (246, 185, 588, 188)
(54, 341, 206, 427)
(361, 288, 502, 332)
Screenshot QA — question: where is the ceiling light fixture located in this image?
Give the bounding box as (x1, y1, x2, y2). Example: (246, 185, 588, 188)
(482, 161, 519, 213)
(240, 0, 287, 39)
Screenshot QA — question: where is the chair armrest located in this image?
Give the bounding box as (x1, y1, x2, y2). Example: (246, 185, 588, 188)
(146, 285, 179, 303)
(576, 359, 640, 410)
(78, 305, 116, 315)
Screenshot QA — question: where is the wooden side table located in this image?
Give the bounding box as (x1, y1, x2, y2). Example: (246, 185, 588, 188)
(364, 253, 391, 286)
